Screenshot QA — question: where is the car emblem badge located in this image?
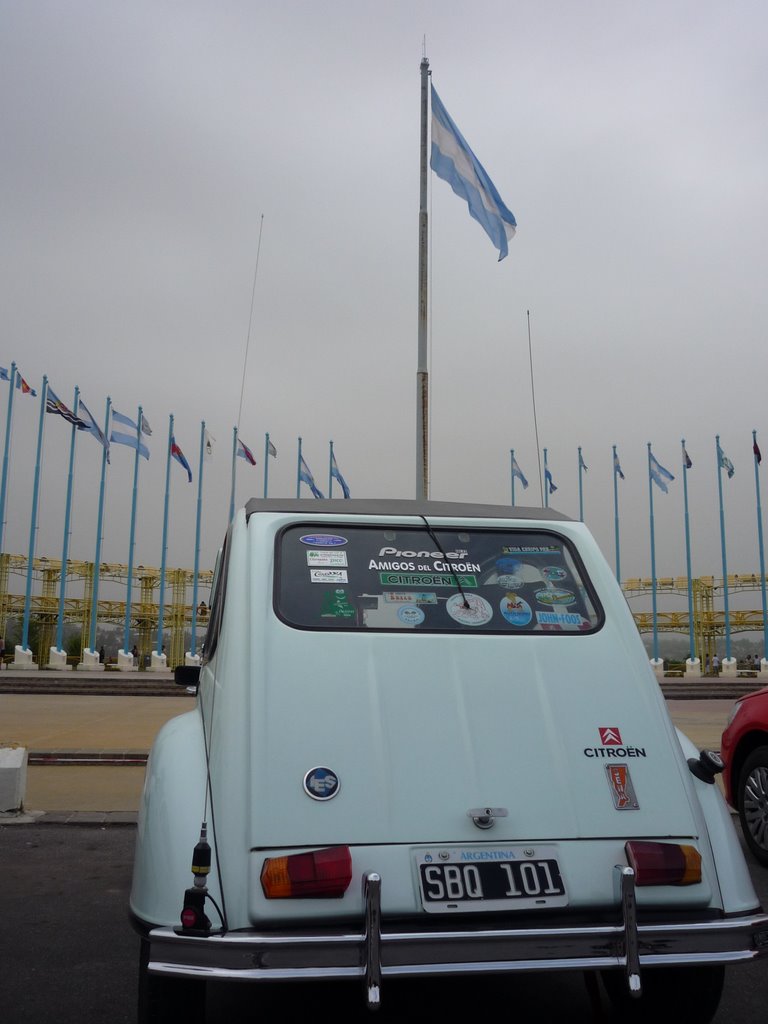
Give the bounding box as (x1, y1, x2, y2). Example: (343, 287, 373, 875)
(606, 764, 639, 810)
(303, 766, 340, 801)
(599, 726, 622, 745)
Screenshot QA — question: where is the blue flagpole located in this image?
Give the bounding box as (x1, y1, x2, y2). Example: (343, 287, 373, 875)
(263, 433, 270, 499)
(296, 437, 302, 498)
(54, 385, 80, 655)
(121, 405, 143, 659)
(190, 420, 205, 660)
(543, 448, 549, 509)
(156, 414, 173, 659)
(0, 361, 18, 554)
(21, 376, 49, 653)
(578, 447, 584, 522)
(753, 430, 768, 663)
(681, 439, 695, 666)
(510, 449, 516, 507)
(328, 440, 334, 498)
(612, 445, 621, 584)
(648, 443, 659, 664)
(88, 398, 111, 654)
(716, 435, 732, 663)
(229, 426, 237, 523)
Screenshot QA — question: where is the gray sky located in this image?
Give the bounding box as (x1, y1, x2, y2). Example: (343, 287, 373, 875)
(1, 0, 767, 607)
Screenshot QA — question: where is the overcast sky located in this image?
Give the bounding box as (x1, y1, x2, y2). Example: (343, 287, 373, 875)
(1, 0, 767, 615)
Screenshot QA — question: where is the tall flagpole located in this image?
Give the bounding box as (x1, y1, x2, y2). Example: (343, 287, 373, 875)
(229, 425, 238, 523)
(155, 414, 174, 663)
(543, 448, 549, 509)
(510, 449, 516, 507)
(0, 361, 18, 554)
(53, 385, 80, 662)
(612, 445, 621, 584)
(20, 375, 49, 658)
(189, 420, 205, 663)
(578, 447, 584, 522)
(753, 429, 767, 667)
(681, 439, 696, 668)
(328, 440, 334, 498)
(715, 435, 733, 665)
(296, 436, 303, 498)
(87, 398, 111, 658)
(263, 433, 271, 498)
(120, 405, 143, 665)
(416, 55, 430, 500)
(647, 443, 660, 664)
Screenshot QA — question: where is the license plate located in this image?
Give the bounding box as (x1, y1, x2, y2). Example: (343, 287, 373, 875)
(416, 846, 568, 913)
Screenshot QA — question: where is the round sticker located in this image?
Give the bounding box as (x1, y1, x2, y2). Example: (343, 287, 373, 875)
(446, 593, 494, 626)
(535, 588, 576, 606)
(496, 573, 523, 589)
(542, 566, 567, 582)
(499, 593, 533, 626)
(299, 534, 347, 547)
(397, 605, 425, 626)
(496, 557, 523, 575)
(303, 766, 340, 801)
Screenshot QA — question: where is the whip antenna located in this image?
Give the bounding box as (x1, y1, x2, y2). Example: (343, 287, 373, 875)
(236, 214, 265, 431)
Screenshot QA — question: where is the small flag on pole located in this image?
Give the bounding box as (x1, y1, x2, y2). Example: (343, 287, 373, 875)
(545, 468, 557, 494)
(237, 438, 257, 465)
(754, 440, 762, 465)
(77, 399, 110, 460)
(613, 451, 625, 480)
(579, 450, 588, 472)
(140, 413, 153, 436)
(15, 373, 36, 396)
(204, 429, 215, 459)
(430, 84, 517, 261)
(110, 409, 150, 460)
(649, 451, 674, 492)
(267, 438, 277, 458)
(300, 454, 325, 499)
(0, 367, 9, 381)
(45, 388, 87, 427)
(171, 437, 193, 482)
(718, 443, 735, 479)
(683, 446, 693, 469)
(511, 455, 529, 489)
(330, 450, 350, 499)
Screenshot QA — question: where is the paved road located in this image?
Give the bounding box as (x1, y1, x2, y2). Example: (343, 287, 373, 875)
(1, 823, 766, 1024)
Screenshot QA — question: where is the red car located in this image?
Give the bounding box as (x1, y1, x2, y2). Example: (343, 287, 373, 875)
(721, 685, 768, 865)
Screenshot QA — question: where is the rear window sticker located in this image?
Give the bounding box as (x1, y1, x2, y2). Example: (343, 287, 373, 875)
(300, 534, 348, 547)
(502, 545, 561, 555)
(542, 566, 567, 582)
(496, 573, 524, 589)
(397, 605, 425, 626)
(310, 569, 348, 584)
(446, 593, 493, 626)
(321, 589, 356, 618)
(307, 549, 348, 567)
(383, 592, 437, 605)
(496, 556, 523, 575)
(605, 764, 640, 810)
(378, 571, 478, 588)
(535, 610, 584, 628)
(535, 587, 576, 606)
(499, 593, 533, 627)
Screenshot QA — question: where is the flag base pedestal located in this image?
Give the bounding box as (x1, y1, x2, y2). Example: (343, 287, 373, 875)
(150, 652, 171, 673)
(12, 646, 38, 671)
(0, 746, 27, 812)
(720, 657, 738, 677)
(685, 658, 701, 678)
(184, 652, 201, 667)
(116, 650, 138, 672)
(649, 657, 664, 678)
(77, 649, 105, 671)
(761, 659, 768, 675)
(45, 647, 72, 671)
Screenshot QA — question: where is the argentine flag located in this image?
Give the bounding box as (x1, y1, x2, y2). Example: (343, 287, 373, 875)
(430, 84, 517, 261)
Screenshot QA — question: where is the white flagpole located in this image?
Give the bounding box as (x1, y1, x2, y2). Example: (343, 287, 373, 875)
(417, 55, 430, 500)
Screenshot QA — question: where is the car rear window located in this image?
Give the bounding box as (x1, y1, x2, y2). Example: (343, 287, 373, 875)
(275, 524, 603, 634)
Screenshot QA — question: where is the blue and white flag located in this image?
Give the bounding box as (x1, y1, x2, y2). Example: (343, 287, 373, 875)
(613, 451, 625, 480)
(545, 468, 557, 494)
(78, 399, 110, 461)
(300, 455, 324, 499)
(511, 455, 529, 489)
(0, 367, 9, 381)
(718, 443, 735, 479)
(430, 84, 517, 261)
(649, 451, 674, 493)
(330, 451, 350, 499)
(110, 408, 149, 460)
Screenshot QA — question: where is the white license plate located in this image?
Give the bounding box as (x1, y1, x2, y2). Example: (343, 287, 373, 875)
(416, 846, 568, 913)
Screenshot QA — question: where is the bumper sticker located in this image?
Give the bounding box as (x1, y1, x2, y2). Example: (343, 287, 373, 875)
(606, 764, 639, 810)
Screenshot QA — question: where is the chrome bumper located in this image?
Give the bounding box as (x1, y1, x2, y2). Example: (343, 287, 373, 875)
(146, 869, 768, 1010)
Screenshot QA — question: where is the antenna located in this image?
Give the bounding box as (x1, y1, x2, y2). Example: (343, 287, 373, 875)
(236, 214, 265, 432)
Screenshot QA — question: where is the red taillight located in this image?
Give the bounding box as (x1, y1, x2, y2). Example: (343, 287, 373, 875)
(261, 845, 353, 899)
(625, 841, 702, 886)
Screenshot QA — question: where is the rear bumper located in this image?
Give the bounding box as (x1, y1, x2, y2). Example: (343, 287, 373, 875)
(143, 870, 768, 1008)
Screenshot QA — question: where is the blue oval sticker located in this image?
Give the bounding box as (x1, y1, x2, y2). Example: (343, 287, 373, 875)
(303, 766, 340, 800)
(300, 534, 348, 547)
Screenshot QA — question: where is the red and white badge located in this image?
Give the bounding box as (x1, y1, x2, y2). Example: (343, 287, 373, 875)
(605, 764, 639, 810)
(599, 727, 622, 746)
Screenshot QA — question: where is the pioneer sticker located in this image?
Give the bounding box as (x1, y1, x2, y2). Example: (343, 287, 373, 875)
(605, 764, 639, 810)
(310, 569, 348, 584)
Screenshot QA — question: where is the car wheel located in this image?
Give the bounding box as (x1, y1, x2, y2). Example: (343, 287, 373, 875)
(738, 744, 768, 866)
(600, 965, 724, 1024)
(138, 938, 207, 1024)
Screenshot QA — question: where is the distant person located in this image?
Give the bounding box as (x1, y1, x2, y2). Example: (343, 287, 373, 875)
(712, 653, 720, 674)
(0, 637, 5, 668)
(99, 645, 105, 663)
(132, 644, 138, 666)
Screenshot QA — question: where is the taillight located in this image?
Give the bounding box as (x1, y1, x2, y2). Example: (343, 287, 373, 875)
(625, 841, 702, 886)
(261, 845, 353, 899)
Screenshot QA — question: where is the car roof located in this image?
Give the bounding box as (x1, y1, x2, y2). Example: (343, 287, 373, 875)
(244, 498, 572, 522)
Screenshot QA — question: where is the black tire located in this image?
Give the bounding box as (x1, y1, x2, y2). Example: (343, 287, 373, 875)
(601, 965, 724, 1024)
(138, 938, 207, 1024)
(737, 744, 768, 866)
